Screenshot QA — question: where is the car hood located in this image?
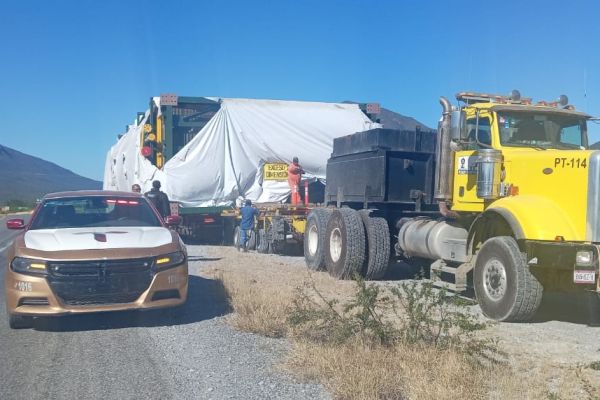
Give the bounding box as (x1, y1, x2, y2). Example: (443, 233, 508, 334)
(23, 227, 173, 252)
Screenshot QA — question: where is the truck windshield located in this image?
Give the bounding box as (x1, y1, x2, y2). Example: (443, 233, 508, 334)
(498, 111, 588, 150)
(29, 196, 163, 230)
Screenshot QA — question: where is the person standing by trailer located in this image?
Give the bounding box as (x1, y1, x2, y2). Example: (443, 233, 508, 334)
(145, 180, 171, 218)
(239, 199, 258, 252)
(288, 157, 304, 205)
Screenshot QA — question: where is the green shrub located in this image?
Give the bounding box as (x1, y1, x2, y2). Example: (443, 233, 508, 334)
(288, 275, 500, 362)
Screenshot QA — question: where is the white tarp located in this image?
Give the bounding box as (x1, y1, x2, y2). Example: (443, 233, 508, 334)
(104, 98, 379, 207)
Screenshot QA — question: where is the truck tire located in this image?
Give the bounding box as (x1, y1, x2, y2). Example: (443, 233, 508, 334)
(233, 226, 241, 251)
(257, 229, 269, 253)
(304, 208, 332, 271)
(8, 314, 33, 329)
(359, 211, 391, 280)
(474, 236, 543, 322)
(325, 208, 366, 280)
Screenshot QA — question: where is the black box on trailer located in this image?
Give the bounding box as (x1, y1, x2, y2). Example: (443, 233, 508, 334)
(326, 128, 437, 206)
(332, 128, 436, 157)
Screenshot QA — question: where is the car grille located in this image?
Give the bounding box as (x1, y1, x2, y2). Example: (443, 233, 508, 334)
(46, 258, 153, 306)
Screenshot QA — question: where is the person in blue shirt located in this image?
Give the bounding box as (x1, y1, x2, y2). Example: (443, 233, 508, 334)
(239, 199, 259, 252)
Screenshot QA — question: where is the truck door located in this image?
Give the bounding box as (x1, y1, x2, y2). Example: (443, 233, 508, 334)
(452, 114, 492, 211)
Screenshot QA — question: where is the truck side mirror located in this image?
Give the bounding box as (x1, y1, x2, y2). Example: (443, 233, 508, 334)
(450, 110, 466, 141)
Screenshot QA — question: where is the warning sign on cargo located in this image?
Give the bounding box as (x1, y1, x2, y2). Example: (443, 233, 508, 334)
(263, 163, 288, 181)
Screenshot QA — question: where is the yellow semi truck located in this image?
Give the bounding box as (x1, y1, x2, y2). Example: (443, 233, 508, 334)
(306, 91, 598, 322)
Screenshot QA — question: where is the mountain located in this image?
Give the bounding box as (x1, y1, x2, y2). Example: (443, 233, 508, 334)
(0, 144, 102, 204)
(591, 141, 600, 150)
(344, 101, 434, 131)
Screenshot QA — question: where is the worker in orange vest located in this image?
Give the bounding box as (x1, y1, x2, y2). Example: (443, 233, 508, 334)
(288, 157, 304, 205)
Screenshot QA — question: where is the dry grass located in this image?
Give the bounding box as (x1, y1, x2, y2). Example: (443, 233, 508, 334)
(201, 247, 600, 400)
(218, 271, 291, 337)
(214, 266, 500, 399)
(287, 340, 494, 400)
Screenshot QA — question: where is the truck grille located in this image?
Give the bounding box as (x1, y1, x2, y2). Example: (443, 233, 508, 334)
(46, 258, 153, 306)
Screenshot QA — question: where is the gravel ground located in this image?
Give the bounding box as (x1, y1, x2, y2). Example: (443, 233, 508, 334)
(0, 243, 330, 400)
(146, 245, 329, 400)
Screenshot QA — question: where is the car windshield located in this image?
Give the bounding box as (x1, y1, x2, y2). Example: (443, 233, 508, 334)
(498, 111, 588, 149)
(29, 196, 162, 230)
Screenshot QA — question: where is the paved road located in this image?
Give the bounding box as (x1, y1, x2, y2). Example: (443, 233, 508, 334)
(0, 221, 327, 400)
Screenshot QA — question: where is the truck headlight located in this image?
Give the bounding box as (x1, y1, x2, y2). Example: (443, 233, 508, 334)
(11, 257, 48, 276)
(576, 250, 594, 267)
(153, 251, 186, 271)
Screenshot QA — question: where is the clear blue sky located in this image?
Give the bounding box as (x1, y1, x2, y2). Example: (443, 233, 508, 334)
(1, 0, 599, 181)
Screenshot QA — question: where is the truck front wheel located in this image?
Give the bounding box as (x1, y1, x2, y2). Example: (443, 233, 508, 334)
(474, 236, 543, 322)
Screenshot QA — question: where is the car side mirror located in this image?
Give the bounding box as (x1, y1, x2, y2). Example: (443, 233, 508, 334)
(164, 215, 181, 226)
(6, 218, 25, 229)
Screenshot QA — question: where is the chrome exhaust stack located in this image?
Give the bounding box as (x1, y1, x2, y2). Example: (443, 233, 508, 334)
(435, 97, 458, 218)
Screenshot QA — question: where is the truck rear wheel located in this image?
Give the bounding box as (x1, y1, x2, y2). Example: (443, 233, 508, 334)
(474, 236, 543, 322)
(325, 208, 366, 280)
(304, 208, 332, 271)
(359, 211, 390, 280)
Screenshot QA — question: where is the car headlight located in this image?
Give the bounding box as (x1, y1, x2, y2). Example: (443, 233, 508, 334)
(576, 250, 594, 267)
(153, 251, 186, 271)
(11, 257, 48, 276)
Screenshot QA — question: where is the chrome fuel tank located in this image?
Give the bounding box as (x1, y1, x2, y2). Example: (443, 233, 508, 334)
(397, 218, 468, 263)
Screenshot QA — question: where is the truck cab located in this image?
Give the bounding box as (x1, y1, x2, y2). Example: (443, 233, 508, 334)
(437, 91, 598, 321)
(452, 92, 590, 220)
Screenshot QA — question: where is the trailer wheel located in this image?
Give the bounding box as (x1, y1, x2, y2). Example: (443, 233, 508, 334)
(233, 226, 241, 251)
(304, 208, 332, 271)
(359, 211, 390, 280)
(247, 230, 257, 250)
(268, 217, 286, 254)
(325, 208, 366, 280)
(257, 229, 269, 253)
(474, 236, 543, 322)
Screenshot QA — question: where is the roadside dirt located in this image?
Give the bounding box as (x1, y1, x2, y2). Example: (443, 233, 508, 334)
(197, 245, 600, 399)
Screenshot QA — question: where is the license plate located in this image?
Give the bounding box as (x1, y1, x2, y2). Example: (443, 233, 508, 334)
(574, 270, 596, 284)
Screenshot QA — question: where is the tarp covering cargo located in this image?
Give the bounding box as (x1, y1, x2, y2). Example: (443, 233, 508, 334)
(104, 98, 379, 207)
